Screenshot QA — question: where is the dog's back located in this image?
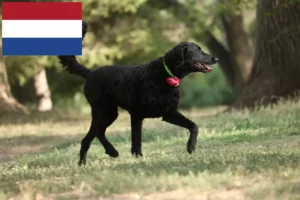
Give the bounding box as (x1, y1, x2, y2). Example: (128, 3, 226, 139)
(81, 61, 179, 117)
(83, 65, 143, 110)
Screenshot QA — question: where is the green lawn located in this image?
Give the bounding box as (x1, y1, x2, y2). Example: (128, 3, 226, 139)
(1, 103, 300, 200)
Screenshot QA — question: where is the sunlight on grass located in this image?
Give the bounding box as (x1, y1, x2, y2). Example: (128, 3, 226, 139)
(1, 101, 300, 199)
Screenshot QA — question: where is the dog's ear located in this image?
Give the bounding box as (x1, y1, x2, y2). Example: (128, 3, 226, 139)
(175, 42, 188, 63)
(181, 42, 188, 61)
(164, 42, 188, 66)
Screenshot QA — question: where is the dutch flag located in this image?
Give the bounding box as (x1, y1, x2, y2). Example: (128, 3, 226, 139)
(2, 2, 82, 56)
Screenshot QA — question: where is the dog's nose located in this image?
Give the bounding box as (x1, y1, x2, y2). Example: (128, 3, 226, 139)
(212, 57, 219, 62)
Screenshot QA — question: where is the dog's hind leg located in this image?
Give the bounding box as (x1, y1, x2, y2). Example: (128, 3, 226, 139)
(162, 110, 198, 154)
(95, 105, 119, 158)
(78, 112, 97, 166)
(78, 104, 119, 166)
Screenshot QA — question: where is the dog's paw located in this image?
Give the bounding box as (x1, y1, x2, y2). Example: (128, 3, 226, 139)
(187, 147, 195, 154)
(78, 160, 86, 166)
(131, 148, 143, 157)
(105, 149, 119, 158)
(187, 140, 196, 154)
(132, 152, 143, 157)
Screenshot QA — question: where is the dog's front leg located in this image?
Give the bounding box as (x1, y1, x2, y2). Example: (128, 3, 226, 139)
(163, 110, 198, 154)
(130, 116, 144, 157)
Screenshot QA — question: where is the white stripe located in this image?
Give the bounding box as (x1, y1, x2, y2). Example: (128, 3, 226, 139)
(2, 20, 82, 38)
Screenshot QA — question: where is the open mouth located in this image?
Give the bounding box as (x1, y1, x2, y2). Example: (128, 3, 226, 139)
(192, 62, 213, 72)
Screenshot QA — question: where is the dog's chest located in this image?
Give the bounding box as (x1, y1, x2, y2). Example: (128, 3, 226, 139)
(136, 82, 180, 117)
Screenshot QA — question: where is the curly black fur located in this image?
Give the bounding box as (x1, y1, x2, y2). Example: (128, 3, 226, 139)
(57, 22, 219, 165)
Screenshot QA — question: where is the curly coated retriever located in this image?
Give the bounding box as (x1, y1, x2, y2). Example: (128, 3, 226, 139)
(58, 22, 219, 165)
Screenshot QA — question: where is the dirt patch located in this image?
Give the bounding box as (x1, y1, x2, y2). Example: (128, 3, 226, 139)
(141, 188, 248, 200)
(8, 188, 249, 200)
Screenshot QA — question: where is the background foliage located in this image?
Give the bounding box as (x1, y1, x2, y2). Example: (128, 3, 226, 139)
(4, 0, 256, 110)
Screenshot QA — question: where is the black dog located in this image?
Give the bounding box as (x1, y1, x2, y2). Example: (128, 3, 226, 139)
(58, 22, 218, 165)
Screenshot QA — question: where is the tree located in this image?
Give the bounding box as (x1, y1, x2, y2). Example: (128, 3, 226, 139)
(190, 0, 255, 96)
(0, 13, 28, 116)
(0, 55, 29, 115)
(33, 68, 52, 112)
(231, 0, 300, 109)
(205, 10, 254, 95)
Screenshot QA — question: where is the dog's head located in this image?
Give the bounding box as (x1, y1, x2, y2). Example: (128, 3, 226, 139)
(164, 42, 218, 77)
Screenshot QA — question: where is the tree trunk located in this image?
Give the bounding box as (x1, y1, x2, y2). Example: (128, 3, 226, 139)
(205, 31, 235, 89)
(221, 14, 254, 94)
(33, 68, 53, 112)
(0, 56, 29, 116)
(205, 14, 254, 96)
(230, 0, 300, 109)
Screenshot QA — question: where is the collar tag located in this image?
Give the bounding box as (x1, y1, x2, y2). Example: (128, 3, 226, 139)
(166, 77, 180, 87)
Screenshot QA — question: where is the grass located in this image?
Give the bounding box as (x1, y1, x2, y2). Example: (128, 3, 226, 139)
(1, 102, 300, 200)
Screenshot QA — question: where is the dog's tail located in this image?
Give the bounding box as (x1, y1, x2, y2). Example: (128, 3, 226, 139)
(58, 56, 91, 79)
(57, 21, 91, 80)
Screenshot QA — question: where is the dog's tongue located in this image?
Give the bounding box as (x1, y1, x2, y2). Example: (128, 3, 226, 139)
(197, 63, 212, 72)
(205, 66, 213, 72)
(196, 62, 213, 72)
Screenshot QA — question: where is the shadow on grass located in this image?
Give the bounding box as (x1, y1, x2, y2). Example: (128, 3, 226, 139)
(2, 125, 299, 168)
(0, 134, 83, 163)
(111, 150, 300, 176)
(0, 110, 90, 125)
(99, 130, 300, 175)
(110, 129, 299, 147)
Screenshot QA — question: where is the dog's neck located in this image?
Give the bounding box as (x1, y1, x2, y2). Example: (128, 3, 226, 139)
(146, 57, 191, 82)
(161, 57, 191, 79)
(146, 57, 175, 79)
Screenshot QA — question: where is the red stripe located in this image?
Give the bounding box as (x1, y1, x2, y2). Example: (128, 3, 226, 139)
(2, 2, 82, 20)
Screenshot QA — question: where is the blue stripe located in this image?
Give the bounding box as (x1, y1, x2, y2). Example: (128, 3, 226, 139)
(2, 38, 82, 56)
